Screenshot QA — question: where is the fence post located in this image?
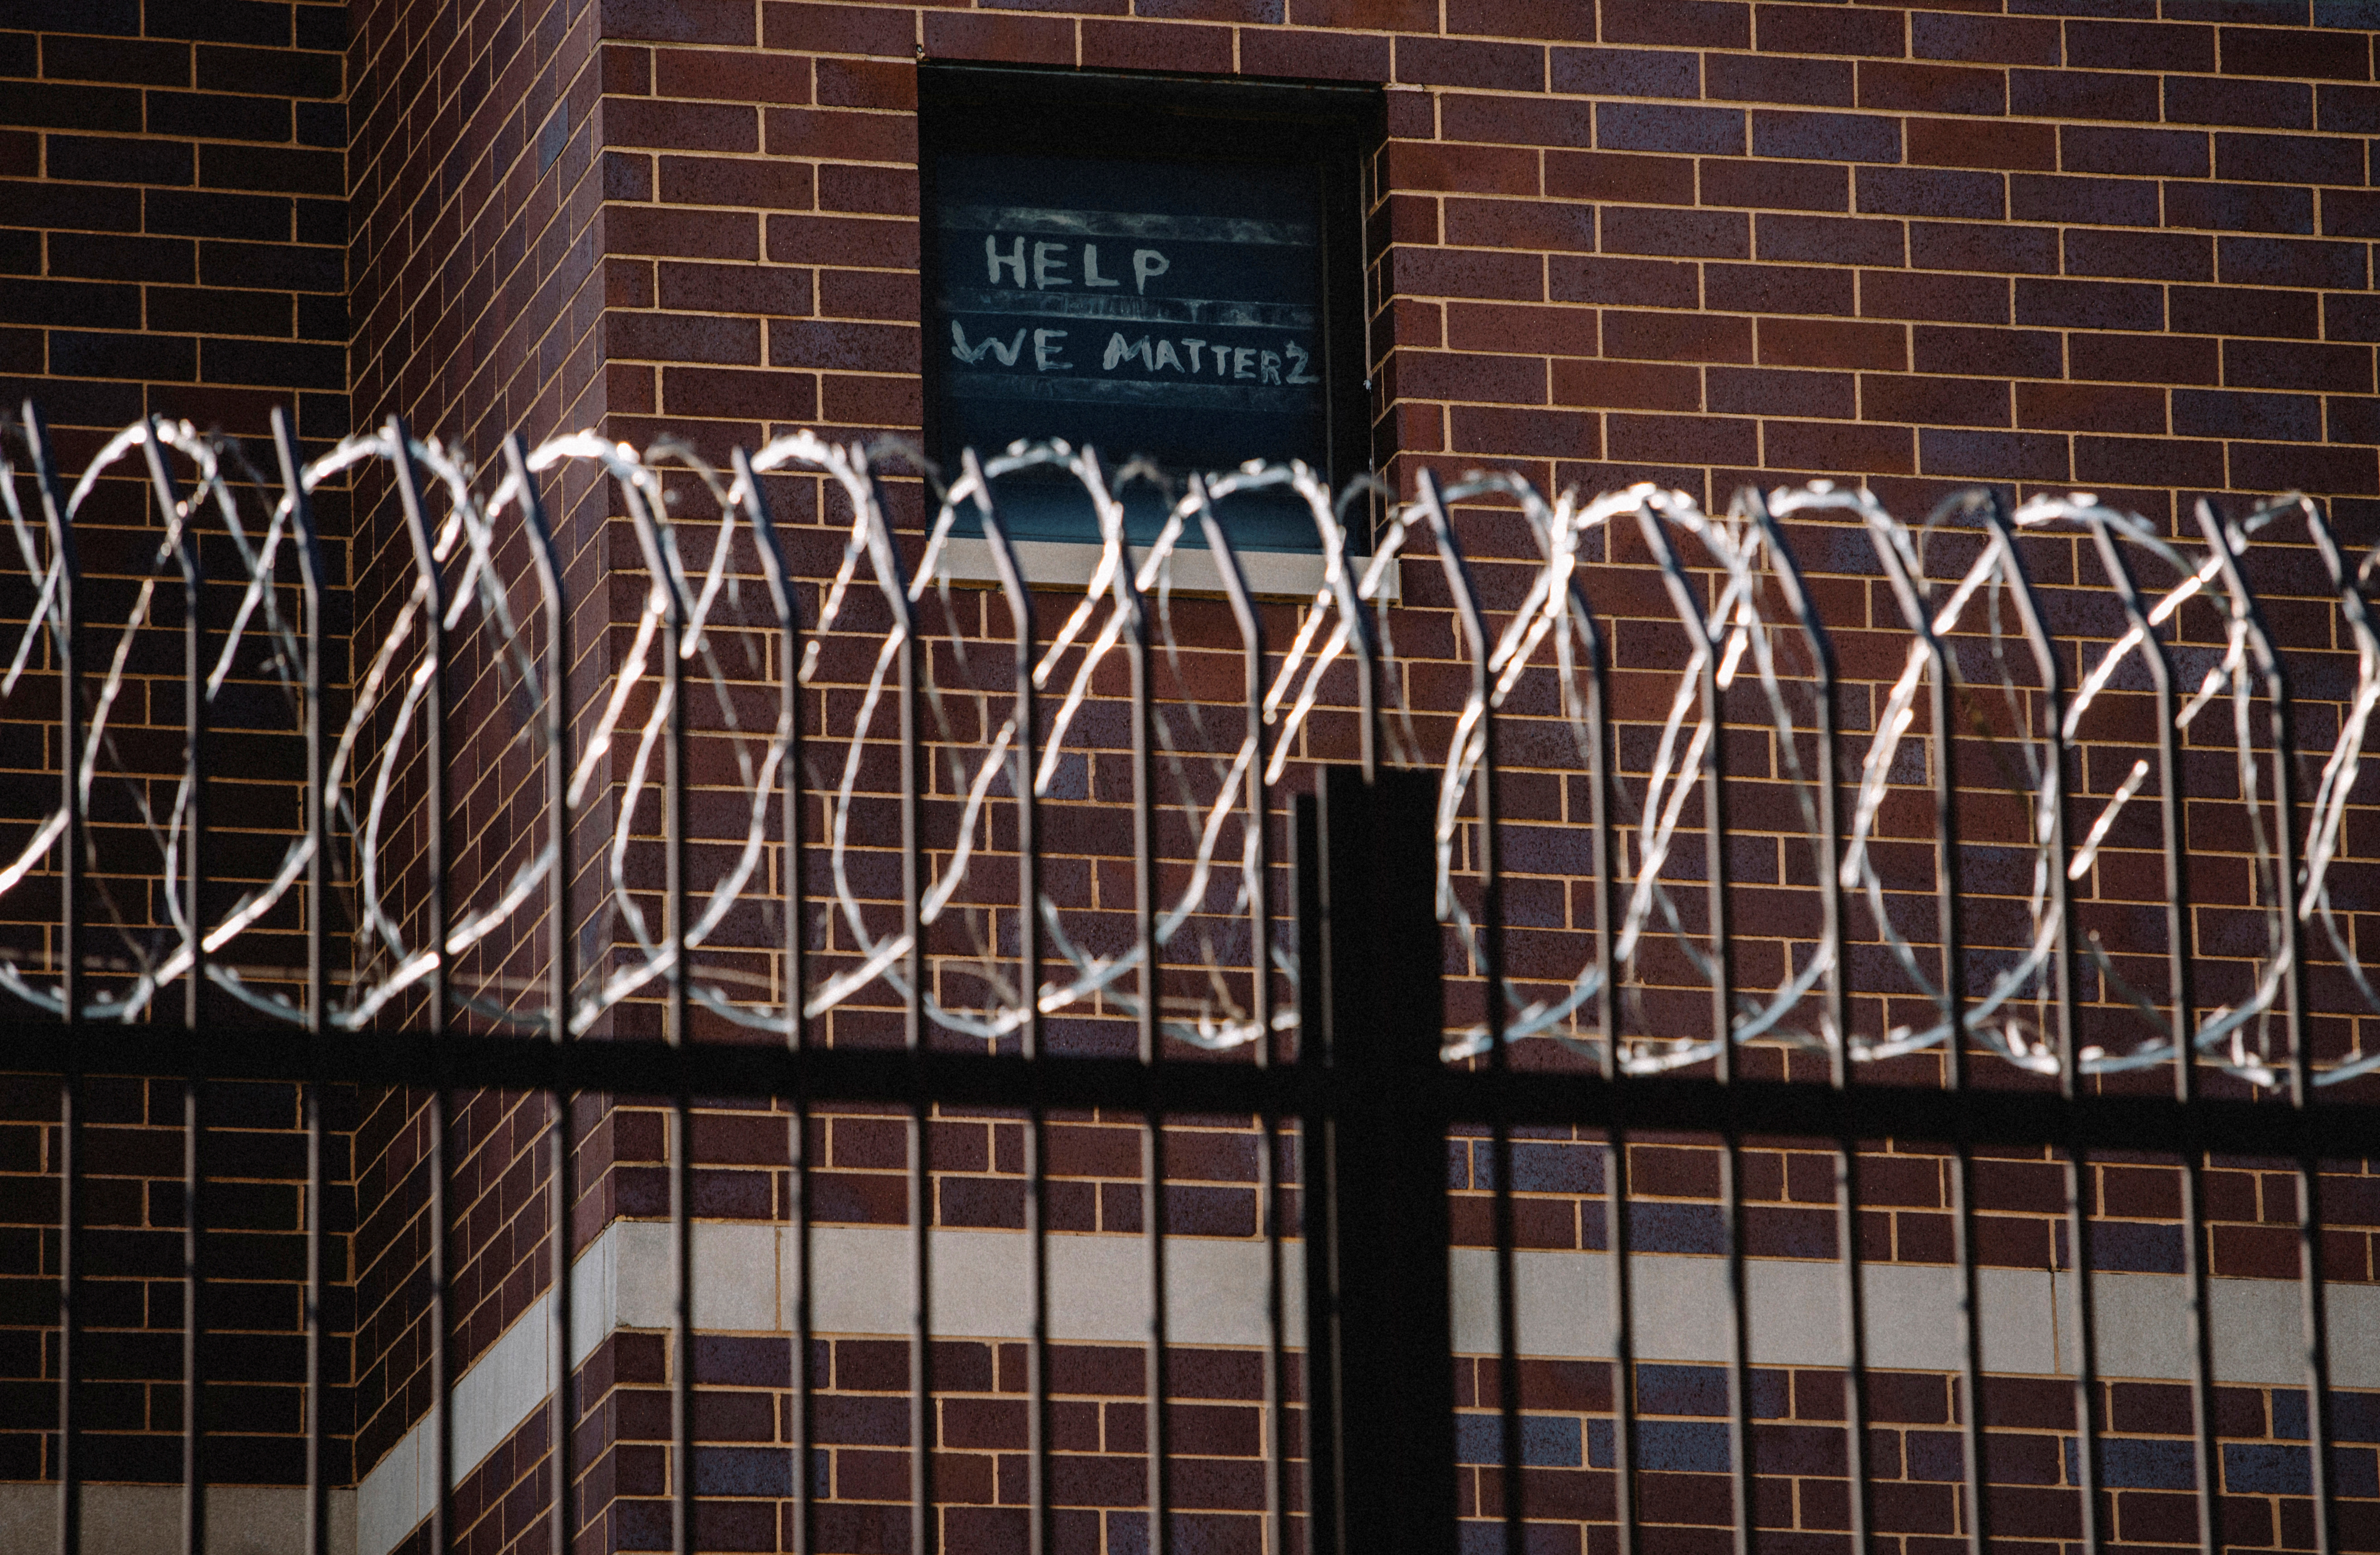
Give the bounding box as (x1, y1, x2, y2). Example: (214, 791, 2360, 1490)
(1299, 765, 1457, 1555)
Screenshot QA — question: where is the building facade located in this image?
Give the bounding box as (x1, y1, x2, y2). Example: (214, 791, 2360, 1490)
(4, 4, 2380, 1555)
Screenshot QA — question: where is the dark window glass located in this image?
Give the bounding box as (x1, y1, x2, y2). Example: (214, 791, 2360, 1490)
(920, 65, 1378, 554)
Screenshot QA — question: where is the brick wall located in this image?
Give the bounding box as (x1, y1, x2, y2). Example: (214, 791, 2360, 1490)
(347, 0, 605, 452)
(572, 11, 2380, 1551)
(0, 1, 357, 1488)
(1455, 1357, 2380, 1553)
(0, 1078, 356, 1500)
(341, 0, 611, 1512)
(601, 0, 2380, 526)
(0, 0, 350, 456)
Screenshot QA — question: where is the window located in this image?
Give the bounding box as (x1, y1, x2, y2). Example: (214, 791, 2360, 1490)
(919, 64, 1378, 580)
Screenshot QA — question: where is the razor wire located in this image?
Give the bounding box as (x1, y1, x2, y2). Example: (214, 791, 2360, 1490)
(3, 408, 2377, 1089)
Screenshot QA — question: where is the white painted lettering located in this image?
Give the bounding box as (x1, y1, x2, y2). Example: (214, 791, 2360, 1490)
(1083, 244, 1120, 288)
(1260, 350, 1282, 385)
(1132, 248, 1170, 295)
(1033, 328, 1070, 370)
(950, 321, 1026, 366)
(1183, 339, 1205, 373)
(985, 236, 1026, 287)
(1153, 339, 1182, 372)
(1103, 333, 1154, 371)
(1233, 346, 1256, 380)
(1032, 241, 1071, 288)
(1284, 342, 1319, 384)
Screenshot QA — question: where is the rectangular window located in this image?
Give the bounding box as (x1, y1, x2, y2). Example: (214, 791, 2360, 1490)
(920, 64, 1378, 583)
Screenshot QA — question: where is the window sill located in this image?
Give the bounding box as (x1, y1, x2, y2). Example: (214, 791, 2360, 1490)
(934, 535, 1394, 602)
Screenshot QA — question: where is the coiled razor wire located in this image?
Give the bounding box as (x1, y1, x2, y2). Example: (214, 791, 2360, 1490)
(3, 411, 2377, 1089)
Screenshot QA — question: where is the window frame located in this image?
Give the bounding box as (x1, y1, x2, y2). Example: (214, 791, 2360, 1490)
(916, 61, 1382, 593)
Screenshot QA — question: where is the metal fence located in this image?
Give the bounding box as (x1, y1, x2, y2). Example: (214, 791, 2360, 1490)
(2, 400, 2377, 1555)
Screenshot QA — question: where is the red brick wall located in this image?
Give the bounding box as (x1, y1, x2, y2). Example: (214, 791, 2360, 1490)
(0, 1078, 356, 1492)
(348, 0, 606, 452)
(0, 0, 350, 457)
(571, 10, 2380, 1550)
(0, 0, 358, 1501)
(600, 1, 2380, 530)
(341, 0, 612, 1497)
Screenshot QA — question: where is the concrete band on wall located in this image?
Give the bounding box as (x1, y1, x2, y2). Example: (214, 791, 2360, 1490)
(7, 1220, 2367, 1555)
(347, 1219, 2376, 1555)
(0, 1484, 357, 1555)
(583, 1219, 2380, 1386)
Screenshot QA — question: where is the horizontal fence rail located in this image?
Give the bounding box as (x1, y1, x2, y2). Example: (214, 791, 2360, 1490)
(1, 402, 2376, 1555)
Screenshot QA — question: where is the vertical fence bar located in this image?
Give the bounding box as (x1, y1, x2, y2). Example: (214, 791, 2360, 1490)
(140, 420, 209, 1555)
(1637, 507, 1752, 1555)
(2278, 682, 2336, 1555)
(1572, 563, 1636, 1555)
(387, 419, 453, 1555)
(2107, 519, 2221, 1555)
(26, 404, 82, 1555)
(2085, 514, 2208, 1543)
(2305, 504, 2374, 1555)
(25, 405, 75, 1030)
(1942, 820, 1985, 1543)
(970, 468, 1047, 1555)
(145, 424, 202, 1035)
(273, 410, 331, 1555)
(2091, 519, 2202, 1555)
(1708, 618, 1750, 1555)
(1982, 504, 2101, 1555)
(1297, 766, 1455, 1555)
(849, 457, 933, 1555)
(1197, 504, 1282, 1555)
(669, 496, 695, 1555)
(740, 448, 811, 1555)
(614, 467, 696, 1555)
(903, 553, 933, 1555)
(1868, 510, 1984, 1555)
(1294, 801, 1333, 1555)
(1419, 475, 1522, 1555)
(1118, 492, 1171, 1555)
(1941, 828, 1986, 1555)
(612, 455, 697, 1555)
(182, 861, 203, 1555)
(1747, 496, 1870, 1555)
(2194, 501, 2334, 1555)
(511, 438, 576, 1555)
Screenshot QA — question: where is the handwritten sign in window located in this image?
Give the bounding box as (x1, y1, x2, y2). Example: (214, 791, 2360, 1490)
(927, 150, 1333, 549)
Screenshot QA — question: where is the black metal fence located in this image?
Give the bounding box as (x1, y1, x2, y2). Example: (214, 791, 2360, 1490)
(2, 401, 2377, 1555)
